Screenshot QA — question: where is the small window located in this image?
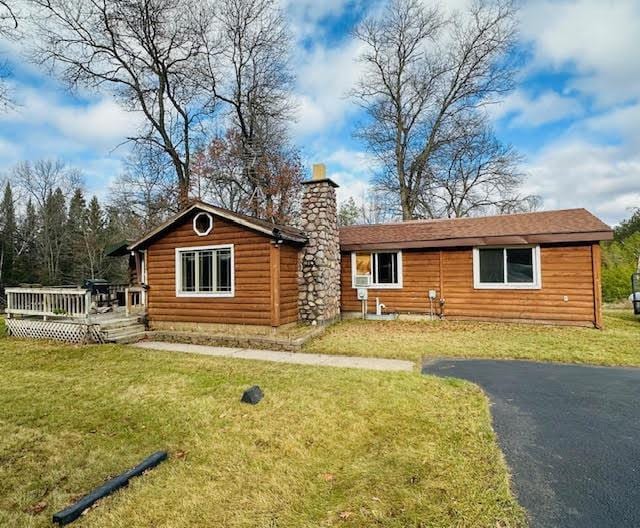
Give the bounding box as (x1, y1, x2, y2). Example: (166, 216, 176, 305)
(176, 245, 233, 296)
(352, 251, 402, 288)
(193, 212, 213, 236)
(474, 246, 540, 289)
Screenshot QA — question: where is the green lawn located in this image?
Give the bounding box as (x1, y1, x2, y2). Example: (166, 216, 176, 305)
(0, 337, 525, 527)
(305, 308, 640, 367)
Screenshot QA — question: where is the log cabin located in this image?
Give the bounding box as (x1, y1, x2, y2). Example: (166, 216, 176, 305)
(118, 164, 613, 331)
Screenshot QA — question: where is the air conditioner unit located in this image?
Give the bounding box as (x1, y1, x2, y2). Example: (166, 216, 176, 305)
(354, 275, 371, 288)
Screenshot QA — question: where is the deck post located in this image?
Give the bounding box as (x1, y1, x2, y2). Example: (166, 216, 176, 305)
(84, 289, 92, 323)
(43, 293, 49, 321)
(125, 287, 131, 317)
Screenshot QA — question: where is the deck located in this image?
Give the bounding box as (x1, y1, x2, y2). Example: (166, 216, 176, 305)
(5, 287, 146, 344)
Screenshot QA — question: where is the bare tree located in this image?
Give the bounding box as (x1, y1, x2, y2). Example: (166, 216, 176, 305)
(28, 0, 216, 205)
(358, 187, 399, 225)
(353, 0, 520, 220)
(10, 160, 84, 284)
(11, 159, 82, 208)
(108, 145, 177, 236)
(420, 125, 540, 217)
(201, 0, 296, 217)
(0, 1, 17, 29)
(192, 128, 303, 224)
(0, 0, 19, 109)
(191, 129, 249, 213)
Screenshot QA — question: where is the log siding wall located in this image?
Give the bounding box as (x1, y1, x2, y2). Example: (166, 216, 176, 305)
(143, 210, 602, 328)
(279, 244, 300, 325)
(145, 213, 298, 327)
(341, 243, 601, 326)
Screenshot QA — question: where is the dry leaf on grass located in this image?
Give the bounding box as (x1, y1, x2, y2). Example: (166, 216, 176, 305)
(25, 501, 47, 515)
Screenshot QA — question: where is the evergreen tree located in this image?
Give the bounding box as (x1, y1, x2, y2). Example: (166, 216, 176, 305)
(41, 188, 68, 284)
(83, 196, 108, 279)
(65, 188, 87, 283)
(14, 199, 39, 284)
(338, 197, 361, 226)
(0, 182, 16, 285)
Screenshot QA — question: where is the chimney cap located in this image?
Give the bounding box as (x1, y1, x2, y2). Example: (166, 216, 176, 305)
(302, 163, 339, 188)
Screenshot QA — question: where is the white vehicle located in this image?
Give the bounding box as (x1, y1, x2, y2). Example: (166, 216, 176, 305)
(631, 273, 640, 316)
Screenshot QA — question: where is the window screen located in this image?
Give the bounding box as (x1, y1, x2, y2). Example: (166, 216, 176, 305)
(375, 252, 397, 284)
(198, 250, 214, 292)
(216, 249, 232, 292)
(506, 248, 534, 283)
(479, 248, 504, 283)
(181, 251, 196, 292)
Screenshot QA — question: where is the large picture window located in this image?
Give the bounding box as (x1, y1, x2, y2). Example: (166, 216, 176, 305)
(351, 251, 403, 288)
(473, 246, 541, 289)
(175, 245, 234, 297)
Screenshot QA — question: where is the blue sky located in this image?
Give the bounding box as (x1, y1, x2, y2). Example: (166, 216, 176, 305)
(1, 0, 639, 225)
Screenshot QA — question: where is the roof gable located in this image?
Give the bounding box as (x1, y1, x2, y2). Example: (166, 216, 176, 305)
(129, 201, 307, 251)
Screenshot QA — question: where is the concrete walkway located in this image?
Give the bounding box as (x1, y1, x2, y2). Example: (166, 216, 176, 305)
(133, 341, 414, 372)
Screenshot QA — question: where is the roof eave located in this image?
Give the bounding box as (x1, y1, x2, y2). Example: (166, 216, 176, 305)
(128, 203, 307, 251)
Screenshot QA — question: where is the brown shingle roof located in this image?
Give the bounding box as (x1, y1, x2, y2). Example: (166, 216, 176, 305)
(339, 208, 612, 251)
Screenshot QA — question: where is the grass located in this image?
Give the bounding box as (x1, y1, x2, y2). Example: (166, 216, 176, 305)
(0, 337, 525, 527)
(305, 308, 640, 367)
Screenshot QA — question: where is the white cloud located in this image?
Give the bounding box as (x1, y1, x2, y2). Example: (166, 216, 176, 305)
(0, 85, 141, 149)
(523, 139, 640, 226)
(494, 89, 583, 127)
(520, 0, 640, 105)
(291, 38, 364, 137)
(326, 148, 376, 173)
(331, 169, 371, 206)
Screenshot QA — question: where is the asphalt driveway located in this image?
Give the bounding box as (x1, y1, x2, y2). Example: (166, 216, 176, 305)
(422, 359, 640, 528)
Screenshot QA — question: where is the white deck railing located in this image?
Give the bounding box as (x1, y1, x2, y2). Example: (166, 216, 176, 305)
(5, 287, 92, 320)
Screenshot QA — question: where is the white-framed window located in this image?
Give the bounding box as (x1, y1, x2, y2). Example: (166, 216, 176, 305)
(175, 244, 234, 297)
(193, 212, 214, 236)
(351, 251, 403, 289)
(473, 245, 541, 289)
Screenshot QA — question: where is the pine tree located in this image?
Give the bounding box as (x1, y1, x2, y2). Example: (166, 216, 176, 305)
(83, 196, 107, 279)
(14, 199, 39, 284)
(41, 188, 68, 284)
(0, 182, 16, 285)
(65, 188, 87, 283)
(338, 197, 361, 226)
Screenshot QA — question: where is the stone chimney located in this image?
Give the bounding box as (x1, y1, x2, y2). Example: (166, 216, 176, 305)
(298, 163, 341, 324)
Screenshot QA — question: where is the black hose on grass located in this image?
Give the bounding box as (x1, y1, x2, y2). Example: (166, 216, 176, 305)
(52, 451, 168, 525)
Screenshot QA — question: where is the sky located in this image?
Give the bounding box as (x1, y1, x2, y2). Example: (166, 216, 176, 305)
(0, 0, 639, 226)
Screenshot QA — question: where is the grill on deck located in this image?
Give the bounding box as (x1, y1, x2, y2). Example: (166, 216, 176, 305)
(83, 278, 110, 295)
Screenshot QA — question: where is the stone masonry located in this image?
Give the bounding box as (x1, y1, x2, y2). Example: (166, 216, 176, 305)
(298, 164, 341, 324)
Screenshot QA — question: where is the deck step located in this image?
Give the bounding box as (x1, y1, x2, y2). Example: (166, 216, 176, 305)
(101, 324, 146, 344)
(110, 331, 147, 344)
(98, 317, 142, 330)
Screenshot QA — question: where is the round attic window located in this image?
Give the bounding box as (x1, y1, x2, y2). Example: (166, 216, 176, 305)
(193, 212, 213, 236)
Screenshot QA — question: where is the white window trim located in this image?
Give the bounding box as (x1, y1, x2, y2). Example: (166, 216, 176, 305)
(193, 212, 214, 236)
(175, 244, 235, 298)
(351, 250, 403, 289)
(473, 245, 541, 290)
